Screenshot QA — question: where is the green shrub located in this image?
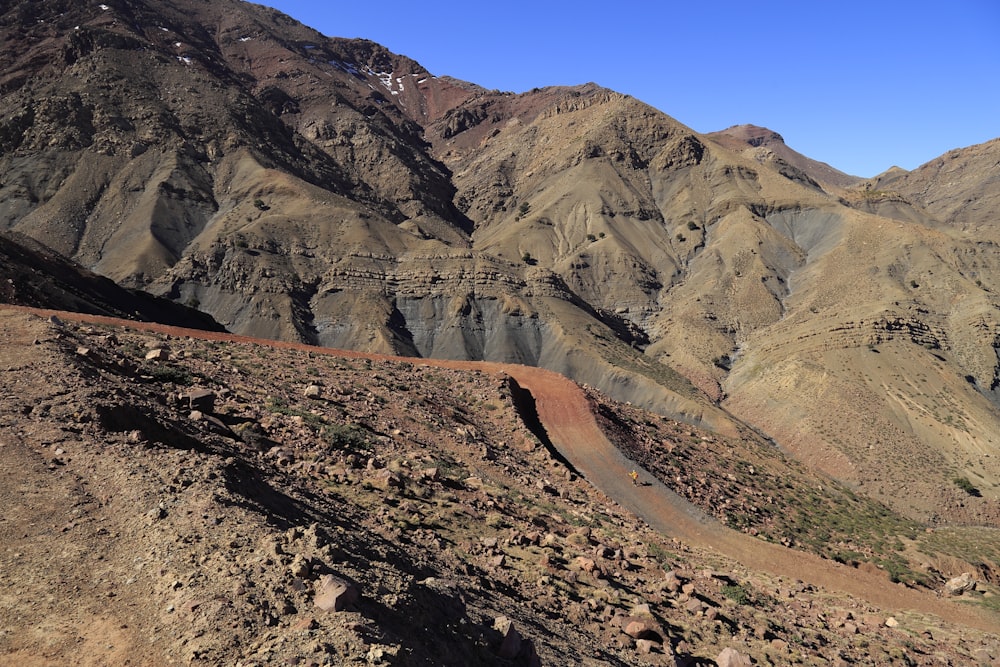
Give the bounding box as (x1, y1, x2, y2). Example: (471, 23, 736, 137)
(142, 364, 192, 386)
(953, 477, 981, 496)
(721, 583, 752, 606)
(324, 423, 370, 451)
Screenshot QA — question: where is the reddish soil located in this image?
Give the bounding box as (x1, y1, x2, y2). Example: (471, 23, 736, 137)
(5, 305, 997, 636)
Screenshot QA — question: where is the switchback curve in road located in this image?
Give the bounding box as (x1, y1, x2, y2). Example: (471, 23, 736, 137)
(7, 306, 997, 634)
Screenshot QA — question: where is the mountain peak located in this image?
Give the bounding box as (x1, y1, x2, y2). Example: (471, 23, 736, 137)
(716, 123, 786, 147)
(706, 124, 859, 189)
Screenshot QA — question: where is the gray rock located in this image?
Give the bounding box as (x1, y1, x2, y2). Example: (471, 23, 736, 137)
(178, 388, 216, 412)
(944, 572, 976, 596)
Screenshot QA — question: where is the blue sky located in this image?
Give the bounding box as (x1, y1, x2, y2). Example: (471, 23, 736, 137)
(265, 1, 999, 178)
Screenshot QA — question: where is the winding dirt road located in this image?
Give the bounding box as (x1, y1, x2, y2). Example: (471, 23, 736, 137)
(7, 305, 997, 634)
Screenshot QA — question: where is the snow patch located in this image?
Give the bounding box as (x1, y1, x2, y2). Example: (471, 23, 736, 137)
(177, 56, 192, 65)
(330, 60, 360, 76)
(99, 3, 110, 10)
(239, 36, 252, 42)
(375, 71, 393, 90)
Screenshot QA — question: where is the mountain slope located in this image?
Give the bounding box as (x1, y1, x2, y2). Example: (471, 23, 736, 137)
(2, 306, 997, 665)
(2, 0, 1000, 532)
(0, 230, 223, 328)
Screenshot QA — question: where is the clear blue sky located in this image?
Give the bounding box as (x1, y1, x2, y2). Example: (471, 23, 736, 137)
(265, 1, 999, 178)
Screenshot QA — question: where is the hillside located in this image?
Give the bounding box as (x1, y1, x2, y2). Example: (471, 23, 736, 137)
(2, 0, 1000, 657)
(1, 306, 997, 666)
(706, 124, 861, 190)
(0, 230, 223, 329)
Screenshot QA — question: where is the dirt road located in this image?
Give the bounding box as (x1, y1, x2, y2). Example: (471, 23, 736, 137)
(6, 305, 997, 634)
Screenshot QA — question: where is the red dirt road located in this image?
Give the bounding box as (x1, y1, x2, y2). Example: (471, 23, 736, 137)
(8, 306, 997, 634)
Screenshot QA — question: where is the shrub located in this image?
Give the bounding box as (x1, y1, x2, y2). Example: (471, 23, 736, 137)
(324, 423, 370, 451)
(953, 477, 981, 497)
(721, 583, 752, 606)
(143, 364, 193, 386)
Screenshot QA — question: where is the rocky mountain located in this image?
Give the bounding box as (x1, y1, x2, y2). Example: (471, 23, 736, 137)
(3, 0, 1000, 654)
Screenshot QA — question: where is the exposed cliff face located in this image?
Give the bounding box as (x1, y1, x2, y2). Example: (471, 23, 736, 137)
(3, 0, 1000, 523)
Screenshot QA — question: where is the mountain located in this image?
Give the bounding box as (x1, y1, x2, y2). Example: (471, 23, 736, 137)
(3, 0, 1000, 648)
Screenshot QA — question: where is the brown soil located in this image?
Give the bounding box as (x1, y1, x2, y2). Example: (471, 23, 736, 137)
(6, 304, 997, 640)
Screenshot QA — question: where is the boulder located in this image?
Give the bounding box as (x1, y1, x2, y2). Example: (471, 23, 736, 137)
(178, 388, 215, 412)
(944, 572, 976, 596)
(623, 616, 661, 641)
(493, 615, 523, 659)
(313, 574, 359, 612)
(717, 647, 752, 667)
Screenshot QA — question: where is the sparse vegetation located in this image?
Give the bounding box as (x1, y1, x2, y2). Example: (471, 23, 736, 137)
(953, 476, 981, 496)
(141, 363, 193, 385)
(721, 583, 753, 606)
(324, 422, 370, 451)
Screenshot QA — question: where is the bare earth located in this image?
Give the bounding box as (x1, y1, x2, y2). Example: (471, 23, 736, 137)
(5, 304, 996, 642)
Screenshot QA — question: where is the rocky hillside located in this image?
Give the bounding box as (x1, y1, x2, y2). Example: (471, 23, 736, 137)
(3, 0, 1000, 615)
(1, 307, 997, 666)
(0, 230, 223, 328)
